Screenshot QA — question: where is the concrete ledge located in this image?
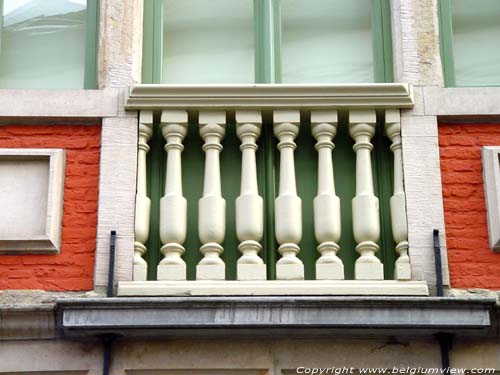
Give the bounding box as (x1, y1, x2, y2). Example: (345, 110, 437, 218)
(57, 296, 497, 338)
(424, 87, 500, 116)
(125, 84, 415, 110)
(117, 280, 429, 296)
(0, 89, 119, 117)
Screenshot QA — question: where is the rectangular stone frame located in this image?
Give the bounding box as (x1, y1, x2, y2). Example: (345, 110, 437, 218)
(0, 148, 65, 254)
(482, 146, 500, 252)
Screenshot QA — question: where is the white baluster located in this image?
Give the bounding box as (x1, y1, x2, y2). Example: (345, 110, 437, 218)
(197, 111, 226, 280)
(134, 110, 153, 281)
(349, 110, 384, 280)
(235, 111, 266, 281)
(274, 110, 304, 280)
(157, 110, 188, 281)
(311, 111, 344, 280)
(385, 109, 411, 280)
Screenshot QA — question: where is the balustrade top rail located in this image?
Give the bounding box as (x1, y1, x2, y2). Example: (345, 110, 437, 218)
(125, 84, 414, 111)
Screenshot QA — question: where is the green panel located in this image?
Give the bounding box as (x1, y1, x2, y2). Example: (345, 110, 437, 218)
(142, 0, 163, 84)
(261, 119, 278, 279)
(372, 0, 394, 83)
(219, 119, 244, 280)
(0, 0, 89, 89)
(449, 0, 500, 86)
(145, 120, 165, 280)
(84, 0, 99, 89)
(178, 120, 204, 280)
(438, 0, 456, 87)
(372, 114, 396, 279)
(147, 119, 244, 280)
(254, 0, 281, 83)
(286, 113, 395, 280)
(294, 116, 320, 279)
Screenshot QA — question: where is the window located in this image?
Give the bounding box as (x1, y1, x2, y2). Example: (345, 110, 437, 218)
(141, 1, 397, 281)
(439, 0, 500, 87)
(143, 0, 393, 84)
(0, 0, 99, 89)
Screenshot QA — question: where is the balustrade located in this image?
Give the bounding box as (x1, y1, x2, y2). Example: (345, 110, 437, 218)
(132, 107, 414, 286)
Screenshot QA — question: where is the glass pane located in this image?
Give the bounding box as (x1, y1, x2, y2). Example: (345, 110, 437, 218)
(281, 0, 373, 83)
(162, 0, 254, 84)
(451, 0, 500, 86)
(0, 0, 87, 89)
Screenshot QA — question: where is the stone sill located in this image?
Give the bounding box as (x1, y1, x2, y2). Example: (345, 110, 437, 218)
(117, 280, 429, 297)
(0, 88, 119, 118)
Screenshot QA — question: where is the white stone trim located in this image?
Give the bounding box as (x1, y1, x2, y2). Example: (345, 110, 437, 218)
(117, 280, 429, 297)
(482, 146, 500, 252)
(0, 89, 119, 118)
(0, 149, 65, 254)
(423, 87, 500, 116)
(125, 84, 414, 110)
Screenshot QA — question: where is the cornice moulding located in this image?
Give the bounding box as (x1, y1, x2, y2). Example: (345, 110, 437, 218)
(126, 83, 414, 111)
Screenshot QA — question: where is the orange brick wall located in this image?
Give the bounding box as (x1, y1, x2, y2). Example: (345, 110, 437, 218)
(0, 125, 101, 291)
(439, 123, 500, 290)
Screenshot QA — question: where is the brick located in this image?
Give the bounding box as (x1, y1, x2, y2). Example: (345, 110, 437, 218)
(439, 123, 500, 289)
(0, 124, 101, 291)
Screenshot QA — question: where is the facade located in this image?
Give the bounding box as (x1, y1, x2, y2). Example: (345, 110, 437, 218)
(0, 0, 499, 374)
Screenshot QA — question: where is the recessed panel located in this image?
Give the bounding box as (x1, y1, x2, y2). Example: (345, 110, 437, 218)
(0, 157, 49, 237)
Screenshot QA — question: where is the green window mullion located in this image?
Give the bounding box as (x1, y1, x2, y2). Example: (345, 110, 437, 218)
(142, 0, 163, 84)
(438, 0, 456, 87)
(0, 0, 3, 52)
(372, 0, 394, 83)
(84, 0, 100, 89)
(254, 0, 281, 83)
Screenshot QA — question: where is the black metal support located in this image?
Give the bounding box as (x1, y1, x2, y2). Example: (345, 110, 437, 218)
(107, 230, 117, 298)
(103, 230, 117, 375)
(102, 335, 113, 375)
(433, 229, 444, 297)
(433, 229, 451, 371)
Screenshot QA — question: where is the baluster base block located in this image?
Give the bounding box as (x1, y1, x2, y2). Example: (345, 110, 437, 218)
(395, 263, 412, 281)
(157, 264, 187, 281)
(237, 264, 267, 281)
(133, 263, 148, 282)
(196, 264, 225, 280)
(355, 263, 384, 280)
(276, 264, 305, 280)
(316, 263, 344, 280)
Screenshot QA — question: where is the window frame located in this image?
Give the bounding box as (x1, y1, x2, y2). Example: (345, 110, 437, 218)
(438, 0, 457, 87)
(0, 0, 99, 89)
(142, 0, 394, 84)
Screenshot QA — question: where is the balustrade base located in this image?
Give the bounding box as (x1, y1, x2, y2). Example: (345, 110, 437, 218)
(157, 264, 187, 281)
(276, 263, 305, 280)
(133, 263, 148, 282)
(355, 263, 384, 280)
(237, 264, 267, 281)
(196, 264, 225, 280)
(395, 263, 412, 281)
(316, 263, 345, 280)
(118, 280, 429, 297)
